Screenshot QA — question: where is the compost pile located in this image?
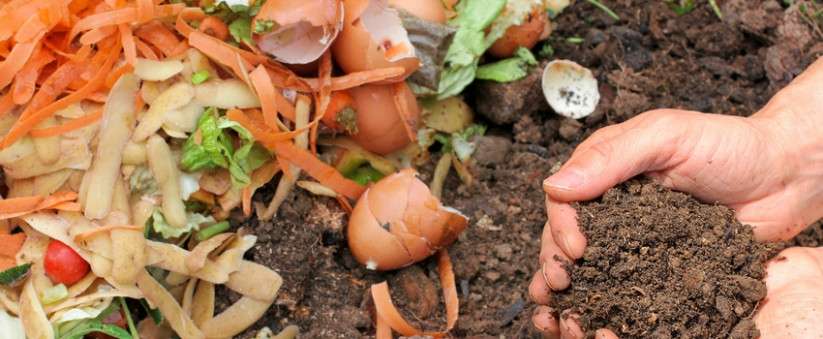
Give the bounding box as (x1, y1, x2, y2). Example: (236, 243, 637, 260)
(550, 179, 783, 338)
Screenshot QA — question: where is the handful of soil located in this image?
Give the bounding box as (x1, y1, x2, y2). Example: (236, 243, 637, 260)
(550, 179, 782, 338)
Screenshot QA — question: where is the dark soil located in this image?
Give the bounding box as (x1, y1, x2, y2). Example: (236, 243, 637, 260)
(550, 179, 782, 338)
(215, 0, 822, 338)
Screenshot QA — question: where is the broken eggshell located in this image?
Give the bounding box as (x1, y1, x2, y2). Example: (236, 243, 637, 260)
(252, 0, 344, 65)
(331, 0, 420, 83)
(541, 59, 600, 119)
(347, 168, 468, 271)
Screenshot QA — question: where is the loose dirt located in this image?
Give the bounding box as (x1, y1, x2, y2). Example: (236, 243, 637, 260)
(550, 179, 782, 338)
(218, 0, 822, 338)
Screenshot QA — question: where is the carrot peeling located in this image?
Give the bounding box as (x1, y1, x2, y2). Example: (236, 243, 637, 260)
(371, 249, 459, 338)
(0, 191, 79, 220)
(273, 141, 366, 200)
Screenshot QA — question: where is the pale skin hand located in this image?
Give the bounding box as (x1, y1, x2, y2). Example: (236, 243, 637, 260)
(529, 57, 823, 338)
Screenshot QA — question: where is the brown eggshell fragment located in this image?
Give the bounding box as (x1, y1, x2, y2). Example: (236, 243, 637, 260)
(252, 0, 343, 64)
(331, 0, 420, 83)
(347, 169, 468, 270)
(347, 82, 419, 155)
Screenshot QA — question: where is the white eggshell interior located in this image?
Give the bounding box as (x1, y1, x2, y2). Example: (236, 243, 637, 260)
(360, 0, 415, 61)
(255, 3, 343, 64)
(541, 60, 600, 119)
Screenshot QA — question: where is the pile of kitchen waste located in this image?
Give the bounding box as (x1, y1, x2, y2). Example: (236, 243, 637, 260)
(550, 179, 782, 338)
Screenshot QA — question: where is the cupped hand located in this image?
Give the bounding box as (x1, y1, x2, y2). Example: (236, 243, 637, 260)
(528, 57, 823, 338)
(530, 246, 823, 338)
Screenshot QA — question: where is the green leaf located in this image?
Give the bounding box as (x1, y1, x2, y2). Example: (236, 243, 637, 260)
(0, 263, 30, 286)
(475, 46, 538, 82)
(140, 298, 163, 325)
(229, 17, 252, 43)
(437, 0, 506, 99)
(181, 107, 272, 189)
(59, 321, 132, 339)
(254, 19, 276, 34)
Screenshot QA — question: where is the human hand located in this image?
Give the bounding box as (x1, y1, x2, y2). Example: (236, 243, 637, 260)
(530, 246, 823, 338)
(529, 57, 823, 337)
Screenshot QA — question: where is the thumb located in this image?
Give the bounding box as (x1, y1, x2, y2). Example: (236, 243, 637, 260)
(543, 125, 678, 202)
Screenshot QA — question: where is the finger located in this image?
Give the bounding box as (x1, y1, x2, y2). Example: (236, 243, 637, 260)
(756, 247, 823, 337)
(595, 328, 619, 339)
(532, 305, 561, 339)
(543, 113, 684, 203)
(559, 310, 586, 339)
(530, 269, 552, 305)
(540, 220, 573, 290)
(547, 198, 586, 259)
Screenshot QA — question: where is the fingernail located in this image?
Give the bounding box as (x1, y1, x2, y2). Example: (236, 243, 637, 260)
(544, 168, 585, 191)
(541, 262, 558, 291)
(596, 330, 605, 339)
(558, 232, 575, 259)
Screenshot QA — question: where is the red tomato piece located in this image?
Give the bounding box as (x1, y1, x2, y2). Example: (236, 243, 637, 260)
(43, 240, 90, 286)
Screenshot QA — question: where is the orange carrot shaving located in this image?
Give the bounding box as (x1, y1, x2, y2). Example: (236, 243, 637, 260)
(273, 141, 366, 200)
(74, 224, 144, 242)
(0, 196, 44, 216)
(133, 20, 181, 57)
(188, 31, 257, 81)
(29, 107, 102, 137)
(136, 0, 153, 23)
(0, 257, 18, 271)
(174, 7, 206, 39)
(79, 25, 118, 45)
(0, 191, 79, 220)
(249, 65, 280, 130)
(241, 186, 252, 217)
(392, 82, 418, 143)
(303, 66, 406, 92)
(133, 36, 159, 60)
(371, 249, 459, 338)
(105, 63, 135, 89)
(11, 48, 55, 105)
(336, 196, 353, 216)
(0, 37, 42, 90)
(2, 38, 120, 148)
(198, 16, 229, 41)
(225, 109, 306, 150)
(14, 1, 62, 43)
(118, 23, 137, 65)
(0, 233, 26, 259)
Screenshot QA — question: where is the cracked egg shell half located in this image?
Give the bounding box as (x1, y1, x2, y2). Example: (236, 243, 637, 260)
(331, 0, 420, 83)
(347, 168, 468, 270)
(252, 0, 343, 65)
(542, 59, 600, 119)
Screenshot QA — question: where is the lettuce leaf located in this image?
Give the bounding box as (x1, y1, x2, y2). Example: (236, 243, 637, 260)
(475, 46, 539, 82)
(151, 207, 216, 239)
(181, 107, 272, 189)
(437, 0, 506, 99)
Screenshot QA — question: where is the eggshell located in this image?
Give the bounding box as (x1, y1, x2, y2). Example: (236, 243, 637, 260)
(331, 0, 420, 83)
(347, 82, 419, 155)
(347, 169, 468, 270)
(541, 59, 600, 119)
(388, 0, 447, 24)
(252, 0, 343, 64)
(487, 5, 550, 59)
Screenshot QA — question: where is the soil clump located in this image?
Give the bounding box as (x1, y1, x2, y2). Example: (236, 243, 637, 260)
(551, 179, 783, 338)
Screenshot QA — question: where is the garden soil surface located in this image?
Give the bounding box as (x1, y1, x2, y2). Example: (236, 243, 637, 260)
(218, 0, 823, 338)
